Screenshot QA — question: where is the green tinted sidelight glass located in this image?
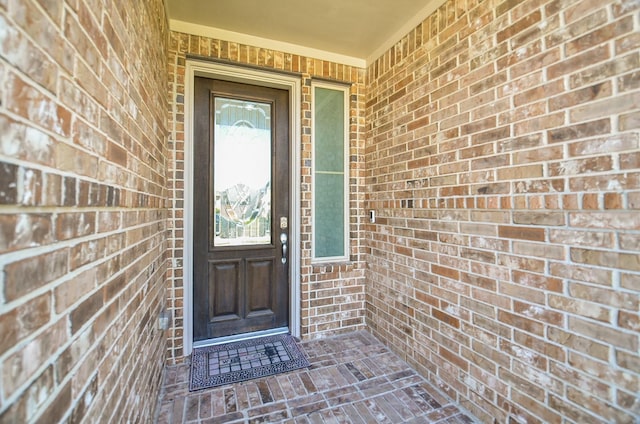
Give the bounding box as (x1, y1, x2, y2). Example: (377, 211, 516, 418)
(313, 86, 346, 259)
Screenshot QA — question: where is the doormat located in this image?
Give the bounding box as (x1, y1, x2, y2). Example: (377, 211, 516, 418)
(189, 334, 310, 391)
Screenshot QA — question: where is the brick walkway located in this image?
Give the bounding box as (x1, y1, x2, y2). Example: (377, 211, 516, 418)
(155, 331, 479, 423)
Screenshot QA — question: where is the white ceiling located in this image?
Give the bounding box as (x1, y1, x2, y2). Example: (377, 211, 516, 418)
(166, 0, 446, 66)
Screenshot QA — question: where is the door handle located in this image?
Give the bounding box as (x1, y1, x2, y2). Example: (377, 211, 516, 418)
(280, 233, 288, 264)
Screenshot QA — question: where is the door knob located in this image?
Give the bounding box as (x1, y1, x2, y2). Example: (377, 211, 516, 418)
(280, 233, 288, 264)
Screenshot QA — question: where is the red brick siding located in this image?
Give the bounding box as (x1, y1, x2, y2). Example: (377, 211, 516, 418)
(166, 33, 368, 363)
(366, 0, 639, 422)
(0, 0, 169, 422)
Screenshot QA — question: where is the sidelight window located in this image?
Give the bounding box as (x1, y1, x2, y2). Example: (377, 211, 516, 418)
(312, 82, 349, 262)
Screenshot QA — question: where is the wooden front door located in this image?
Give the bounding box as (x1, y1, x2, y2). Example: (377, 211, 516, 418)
(193, 77, 290, 341)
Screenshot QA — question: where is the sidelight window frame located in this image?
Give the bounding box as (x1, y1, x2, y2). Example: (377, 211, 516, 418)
(311, 81, 350, 263)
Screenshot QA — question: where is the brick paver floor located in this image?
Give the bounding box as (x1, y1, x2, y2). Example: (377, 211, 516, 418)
(155, 331, 479, 423)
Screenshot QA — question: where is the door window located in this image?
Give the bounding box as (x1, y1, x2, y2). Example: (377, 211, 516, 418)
(213, 98, 272, 247)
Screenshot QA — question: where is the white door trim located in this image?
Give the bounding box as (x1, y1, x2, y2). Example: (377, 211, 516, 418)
(183, 59, 302, 356)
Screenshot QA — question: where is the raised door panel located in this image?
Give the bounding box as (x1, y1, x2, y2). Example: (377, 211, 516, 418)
(209, 260, 241, 321)
(246, 258, 274, 315)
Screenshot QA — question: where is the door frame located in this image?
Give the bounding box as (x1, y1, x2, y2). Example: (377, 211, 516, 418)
(183, 59, 302, 356)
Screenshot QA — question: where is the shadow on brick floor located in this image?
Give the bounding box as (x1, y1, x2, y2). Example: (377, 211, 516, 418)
(155, 331, 480, 423)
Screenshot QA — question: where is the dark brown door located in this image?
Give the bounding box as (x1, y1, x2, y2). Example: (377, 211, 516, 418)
(193, 77, 290, 341)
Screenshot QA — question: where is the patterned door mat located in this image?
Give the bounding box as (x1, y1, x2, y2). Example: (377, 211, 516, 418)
(189, 334, 310, 391)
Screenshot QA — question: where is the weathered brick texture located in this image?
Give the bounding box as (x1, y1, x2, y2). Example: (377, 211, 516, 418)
(366, 0, 640, 422)
(166, 34, 368, 363)
(0, 0, 169, 422)
(2, 0, 637, 421)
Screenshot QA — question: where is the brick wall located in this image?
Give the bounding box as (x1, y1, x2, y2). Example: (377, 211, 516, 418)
(365, 0, 639, 422)
(0, 0, 169, 422)
(166, 33, 368, 363)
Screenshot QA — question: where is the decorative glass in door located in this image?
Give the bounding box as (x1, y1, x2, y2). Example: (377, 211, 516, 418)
(213, 98, 272, 247)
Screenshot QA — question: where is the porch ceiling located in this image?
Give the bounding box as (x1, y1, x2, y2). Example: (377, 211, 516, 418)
(165, 0, 446, 65)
